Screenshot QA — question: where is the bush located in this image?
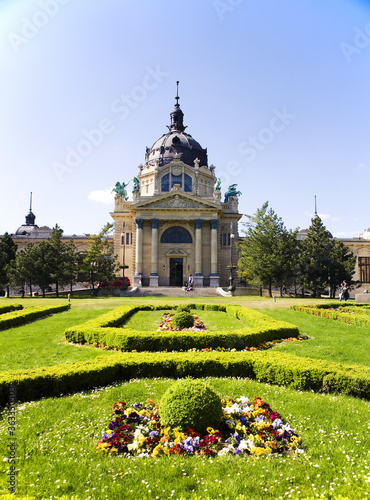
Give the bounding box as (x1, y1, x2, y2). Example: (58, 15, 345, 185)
(0, 304, 23, 315)
(172, 311, 194, 329)
(159, 378, 223, 434)
(0, 304, 70, 331)
(176, 305, 191, 313)
(1, 351, 369, 405)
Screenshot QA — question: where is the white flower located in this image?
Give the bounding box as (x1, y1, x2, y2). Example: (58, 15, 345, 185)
(218, 447, 231, 456)
(237, 396, 250, 405)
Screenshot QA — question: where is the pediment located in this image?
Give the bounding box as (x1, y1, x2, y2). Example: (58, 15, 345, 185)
(164, 248, 190, 257)
(134, 193, 219, 210)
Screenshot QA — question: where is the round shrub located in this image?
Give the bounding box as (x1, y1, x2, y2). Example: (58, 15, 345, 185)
(159, 379, 223, 434)
(172, 311, 194, 329)
(176, 305, 191, 313)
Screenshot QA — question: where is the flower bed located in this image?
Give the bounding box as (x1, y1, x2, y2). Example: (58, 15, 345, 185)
(157, 312, 206, 331)
(291, 304, 370, 327)
(65, 304, 299, 352)
(97, 396, 302, 458)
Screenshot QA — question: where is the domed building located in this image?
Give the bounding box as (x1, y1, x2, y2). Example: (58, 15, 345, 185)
(110, 88, 242, 287)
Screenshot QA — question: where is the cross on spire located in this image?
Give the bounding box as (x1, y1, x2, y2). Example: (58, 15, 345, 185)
(175, 81, 180, 108)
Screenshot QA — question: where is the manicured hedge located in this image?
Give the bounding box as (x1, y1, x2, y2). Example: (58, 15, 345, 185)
(0, 303, 23, 315)
(0, 304, 71, 330)
(1, 350, 368, 405)
(65, 304, 299, 351)
(291, 304, 370, 327)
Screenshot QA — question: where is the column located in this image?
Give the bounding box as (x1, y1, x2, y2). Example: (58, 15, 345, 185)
(149, 218, 159, 287)
(194, 219, 204, 287)
(209, 219, 219, 287)
(134, 218, 144, 286)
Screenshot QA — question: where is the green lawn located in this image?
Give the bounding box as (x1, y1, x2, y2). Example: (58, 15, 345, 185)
(0, 377, 368, 499)
(259, 307, 370, 367)
(0, 296, 369, 499)
(122, 309, 246, 331)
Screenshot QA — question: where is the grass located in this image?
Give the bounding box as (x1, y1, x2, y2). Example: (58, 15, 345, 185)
(259, 307, 370, 367)
(0, 304, 118, 371)
(0, 296, 369, 499)
(122, 309, 246, 331)
(0, 377, 368, 499)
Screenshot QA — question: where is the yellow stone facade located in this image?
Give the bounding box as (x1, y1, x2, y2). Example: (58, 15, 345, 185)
(110, 157, 241, 288)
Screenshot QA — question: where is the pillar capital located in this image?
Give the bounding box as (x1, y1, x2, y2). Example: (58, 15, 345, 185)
(194, 219, 203, 230)
(135, 218, 144, 229)
(210, 219, 218, 230)
(151, 218, 159, 229)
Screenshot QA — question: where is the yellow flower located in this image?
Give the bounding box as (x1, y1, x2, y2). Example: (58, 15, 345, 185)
(161, 426, 171, 436)
(174, 430, 186, 444)
(250, 447, 265, 456)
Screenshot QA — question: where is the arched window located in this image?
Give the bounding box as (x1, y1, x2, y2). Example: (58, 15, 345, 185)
(160, 226, 193, 244)
(161, 173, 169, 192)
(184, 174, 192, 192)
(171, 174, 182, 187)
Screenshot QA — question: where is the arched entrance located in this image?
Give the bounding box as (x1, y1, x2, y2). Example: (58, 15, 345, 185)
(170, 258, 183, 286)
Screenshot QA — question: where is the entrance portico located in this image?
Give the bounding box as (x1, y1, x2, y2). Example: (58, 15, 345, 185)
(110, 90, 241, 288)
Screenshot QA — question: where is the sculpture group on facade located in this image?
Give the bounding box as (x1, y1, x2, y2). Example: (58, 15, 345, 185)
(224, 184, 242, 203)
(112, 177, 140, 201)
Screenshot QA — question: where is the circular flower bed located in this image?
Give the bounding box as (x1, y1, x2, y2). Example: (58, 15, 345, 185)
(157, 312, 206, 332)
(97, 396, 302, 458)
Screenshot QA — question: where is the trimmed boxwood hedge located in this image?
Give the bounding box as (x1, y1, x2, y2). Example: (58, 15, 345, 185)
(0, 304, 71, 330)
(0, 304, 23, 315)
(291, 304, 370, 327)
(0, 350, 369, 406)
(64, 304, 299, 351)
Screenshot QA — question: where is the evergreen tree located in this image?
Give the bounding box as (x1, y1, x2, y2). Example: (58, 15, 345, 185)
(0, 233, 17, 296)
(14, 243, 38, 296)
(298, 216, 333, 297)
(32, 240, 54, 297)
(48, 224, 79, 297)
(80, 223, 119, 292)
(237, 202, 298, 297)
(328, 239, 356, 298)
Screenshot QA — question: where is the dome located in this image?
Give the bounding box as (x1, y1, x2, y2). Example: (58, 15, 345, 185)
(145, 129, 208, 168)
(15, 224, 39, 236)
(144, 89, 208, 168)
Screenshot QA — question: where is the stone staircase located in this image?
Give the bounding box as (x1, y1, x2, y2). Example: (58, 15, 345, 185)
(124, 286, 223, 297)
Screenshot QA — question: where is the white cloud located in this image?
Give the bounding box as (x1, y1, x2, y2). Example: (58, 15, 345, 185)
(88, 188, 115, 205)
(334, 231, 361, 238)
(318, 213, 330, 220)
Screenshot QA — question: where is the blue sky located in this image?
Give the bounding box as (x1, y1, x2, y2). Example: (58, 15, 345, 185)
(0, 0, 369, 238)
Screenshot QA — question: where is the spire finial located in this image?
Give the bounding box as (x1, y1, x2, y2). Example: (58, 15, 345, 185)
(175, 81, 180, 108)
(30, 192, 33, 212)
(314, 194, 317, 216)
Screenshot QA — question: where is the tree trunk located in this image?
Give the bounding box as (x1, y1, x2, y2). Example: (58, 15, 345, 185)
(268, 282, 272, 298)
(42, 288, 45, 298)
(56, 281, 59, 298)
(29, 282, 32, 297)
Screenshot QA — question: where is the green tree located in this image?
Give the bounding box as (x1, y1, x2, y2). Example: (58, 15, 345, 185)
(298, 216, 333, 298)
(0, 233, 17, 296)
(64, 239, 80, 295)
(13, 243, 38, 297)
(32, 240, 54, 297)
(80, 223, 119, 292)
(48, 225, 79, 297)
(237, 202, 299, 297)
(328, 239, 356, 298)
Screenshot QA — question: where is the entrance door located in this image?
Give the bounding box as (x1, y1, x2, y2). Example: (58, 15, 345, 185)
(170, 258, 183, 287)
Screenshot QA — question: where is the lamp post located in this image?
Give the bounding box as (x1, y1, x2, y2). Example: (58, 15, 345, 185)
(227, 224, 236, 293)
(120, 222, 129, 291)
